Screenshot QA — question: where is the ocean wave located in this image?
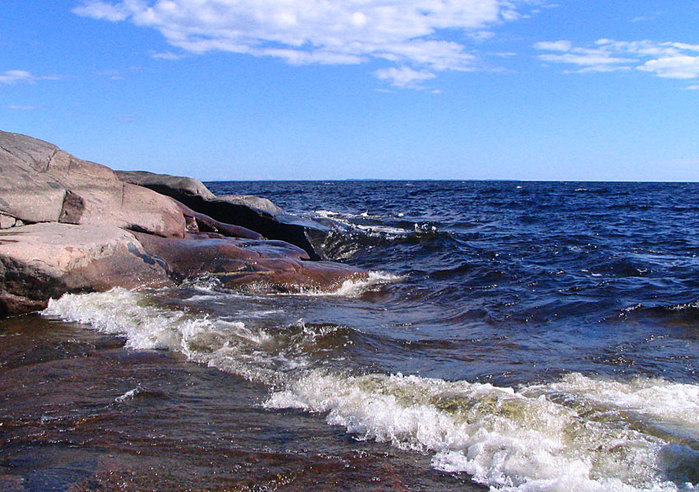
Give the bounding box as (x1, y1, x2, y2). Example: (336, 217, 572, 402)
(619, 300, 699, 324)
(226, 270, 404, 298)
(266, 371, 698, 490)
(529, 373, 699, 441)
(42, 289, 287, 384)
(42, 289, 364, 382)
(42, 290, 698, 490)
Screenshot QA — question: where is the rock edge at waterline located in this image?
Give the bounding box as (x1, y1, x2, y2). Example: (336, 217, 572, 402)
(0, 130, 364, 317)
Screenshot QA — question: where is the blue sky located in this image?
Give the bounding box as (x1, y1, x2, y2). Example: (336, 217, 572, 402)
(1, 1, 698, 181)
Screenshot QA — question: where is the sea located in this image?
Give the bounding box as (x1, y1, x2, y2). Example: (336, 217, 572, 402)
(1, 181, 697, 491)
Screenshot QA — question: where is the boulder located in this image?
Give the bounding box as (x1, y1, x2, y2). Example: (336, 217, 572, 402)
(0, 143, 67, 223)
(0, 130, 185, 238)
(0, 214, 23, 229)
(0, 223, 173, 316)
(116, 170, 332, 259)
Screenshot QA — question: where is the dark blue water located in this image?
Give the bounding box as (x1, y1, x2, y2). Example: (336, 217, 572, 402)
(8, 180, 697, 490)
(209, 180, 699, 385)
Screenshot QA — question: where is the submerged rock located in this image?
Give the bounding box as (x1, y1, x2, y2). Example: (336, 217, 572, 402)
(134, 232, 363, 292)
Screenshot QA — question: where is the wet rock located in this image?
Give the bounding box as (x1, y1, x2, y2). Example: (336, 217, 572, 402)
(175, 200, 265, 240)
(0, 223, 172, 316)
(134, 232, 363, 291)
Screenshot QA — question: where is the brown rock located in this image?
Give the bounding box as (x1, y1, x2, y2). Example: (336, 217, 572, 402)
(134, 232, 363, 291)
(175, 200, 265, 240)
(115, 170, 216, 200)
(116, 169, 332, 259)
(219, 194, 285, 216)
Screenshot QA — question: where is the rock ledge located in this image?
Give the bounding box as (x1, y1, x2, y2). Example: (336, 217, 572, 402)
(0, 130, 363, 317)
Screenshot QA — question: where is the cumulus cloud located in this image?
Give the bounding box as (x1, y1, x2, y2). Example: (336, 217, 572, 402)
(0, 70, 61, 85)
(535, 38, 699, 80)
(72, 0, 537, 88)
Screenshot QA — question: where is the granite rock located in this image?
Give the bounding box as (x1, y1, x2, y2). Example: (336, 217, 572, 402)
(0, 223, 173, 317)
(116, 169, 332, 259)
(0, 130, 186, 238)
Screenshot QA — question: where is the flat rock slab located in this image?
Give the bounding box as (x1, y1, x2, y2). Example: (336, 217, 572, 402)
(0, 223, 172, 316)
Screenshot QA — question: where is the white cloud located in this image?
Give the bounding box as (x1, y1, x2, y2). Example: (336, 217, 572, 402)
(73, 0, 538, 88)
(687, 84, 699, 91)
(0, 70, 37, 85)
(0, 70, 61, 85)
(534, 40, 571, 52)
(72, 1, 129, 21)
(151, 50, 187, 60)
(638, 56, 699, 79)
(535, 38, 699, 80)
(374, 66, 436, 88)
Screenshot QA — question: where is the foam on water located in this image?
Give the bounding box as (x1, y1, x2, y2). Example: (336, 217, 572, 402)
(43, 289, 289, 384)
(43, 290, 698, 491)
(266, 372, 697, 491)
(530, 373, 699, 440)
(265, 270, 404, 298)
(327, 271, 405, 297)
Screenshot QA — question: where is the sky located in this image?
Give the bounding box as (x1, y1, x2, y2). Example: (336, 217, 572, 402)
(1, 1, 698, 181)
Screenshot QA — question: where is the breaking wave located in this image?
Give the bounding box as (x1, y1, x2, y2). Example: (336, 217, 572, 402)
(43, 289, 698, 491)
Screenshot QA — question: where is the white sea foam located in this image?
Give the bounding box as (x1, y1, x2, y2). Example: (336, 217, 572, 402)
(43, 290, 698, 491)
(529, 373, 699, 440)
(277, 271, 405, 298)
(353, 223, 410, 235)
(43, 289, 287, 384)
(331, 271, 405, 297)
(266, 372, 696, 491)
(115, 387, 140, 403)
(313, 208, 414, 236)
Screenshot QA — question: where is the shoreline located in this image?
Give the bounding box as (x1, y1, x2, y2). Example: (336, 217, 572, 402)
(0, 129, 365, 317)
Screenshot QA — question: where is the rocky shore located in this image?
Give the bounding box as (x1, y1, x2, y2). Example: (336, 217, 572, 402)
(0, 130, 363, 317)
